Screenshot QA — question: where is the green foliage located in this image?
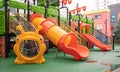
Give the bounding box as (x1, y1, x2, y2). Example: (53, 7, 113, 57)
(0, 0, 4, 8)
(37, 0, 46, 6)
(9, 0, 27, 10)
(50, 2, 58, 6)
(30, 5, 44, 15)
(113, 21, 120, 40)
(60, 17, 68, 22)
(47, 7, 58, 16)
(9, 16, 15, 20)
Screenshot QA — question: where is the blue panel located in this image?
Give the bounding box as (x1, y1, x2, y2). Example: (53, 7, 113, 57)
(110, 14, 117, 22)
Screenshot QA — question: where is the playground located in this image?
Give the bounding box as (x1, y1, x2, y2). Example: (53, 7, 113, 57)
(0, 0, 120, 72)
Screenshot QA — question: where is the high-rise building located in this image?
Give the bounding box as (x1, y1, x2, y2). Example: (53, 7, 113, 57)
(95, 0, 120, 10)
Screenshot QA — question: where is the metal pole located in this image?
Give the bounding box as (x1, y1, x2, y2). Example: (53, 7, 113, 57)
(76, 14, 83, 33)
(17, 8, 19, 20)
(27, 0, 30, 21)
(17, 8, 19, 13)
(69, 12, 71, 26)
(86, 17, 88, 33)
(5, 0, 9, 58)
(33, 0, 35, 5)
(105, 19, 108, 44)
(57, 0, 60, 26)
(44, 4, 47, 18)
(92, 18, 94, 48)
(33, 0, 35, 13)
(62, 0, 63, 7)
(24, 0, 27, 14)
(46, 0, 49, 8)
(112, 34, 115, 50)
(76, 3, 78, 15)
(58, 9, 60, 26)
(92, 18, 94, 35)
(66, 7, 69, 20)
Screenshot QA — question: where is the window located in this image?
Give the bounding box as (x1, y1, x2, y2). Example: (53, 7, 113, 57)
(96, 24, 102, 29)
(111, 14, 117, 22)
(94, 14, 102, 19)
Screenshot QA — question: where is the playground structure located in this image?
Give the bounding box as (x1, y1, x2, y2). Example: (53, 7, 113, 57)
(10, 15, 46, 64)
(0, 0, 113, 64)
(30, 13, 89, 60)
(80, 23, 112, 51)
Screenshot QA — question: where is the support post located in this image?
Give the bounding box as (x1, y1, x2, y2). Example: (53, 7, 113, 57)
(17, 8, 19, 20)
(58, 9, 60, 26)
(69, 12, 71, 26)
(112, 34, 115, 50)
(92, 18, 94, 35)
(33, 0, 35, 5)
(27, 0, 30, 21)
(91, 18, 94, 48)
(46, 0, 49, 8)
(78, 15, 80, 33)
(77, 14, 82, 33)
(105, 19, 108, 44)
(24, 0, 27, 14)
(86, 17, 88, 33)
(33, 0, 36, 13)
(4, 0, 9, 58)
(44, 4, 47, 18)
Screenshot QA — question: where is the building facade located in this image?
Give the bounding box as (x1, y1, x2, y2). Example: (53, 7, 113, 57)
(95, 0, 120, 10)
(83, 9, 112, 37)
(108, 3, 120, 30)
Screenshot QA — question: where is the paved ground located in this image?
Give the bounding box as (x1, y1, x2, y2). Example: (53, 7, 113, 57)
(0, 44, 120, 72)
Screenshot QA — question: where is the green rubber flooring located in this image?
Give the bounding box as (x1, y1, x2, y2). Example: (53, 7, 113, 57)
(0, 44, 120, 72)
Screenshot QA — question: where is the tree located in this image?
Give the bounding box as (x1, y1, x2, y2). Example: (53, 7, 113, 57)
(113, 19, 120, 43)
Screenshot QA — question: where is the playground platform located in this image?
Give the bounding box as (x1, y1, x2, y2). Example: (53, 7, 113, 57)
(0, 44, 120, 72)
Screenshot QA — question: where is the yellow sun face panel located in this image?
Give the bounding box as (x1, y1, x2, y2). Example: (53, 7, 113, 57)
(13, 25, 46, 64)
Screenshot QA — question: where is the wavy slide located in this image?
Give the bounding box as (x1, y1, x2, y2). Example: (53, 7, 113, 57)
(81, 33, 112, 51)
(30, 14, 89, 60)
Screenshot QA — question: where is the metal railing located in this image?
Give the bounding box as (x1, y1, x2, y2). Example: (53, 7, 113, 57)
(60, 23, 88, 46)
(93, 27, 113, 46)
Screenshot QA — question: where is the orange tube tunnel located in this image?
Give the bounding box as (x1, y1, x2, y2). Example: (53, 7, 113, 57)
(30, 14, 89, 60)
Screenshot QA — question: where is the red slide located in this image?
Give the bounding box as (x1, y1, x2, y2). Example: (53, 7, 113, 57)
(58, 33, 89, 60)
(81, 33, 112, 51)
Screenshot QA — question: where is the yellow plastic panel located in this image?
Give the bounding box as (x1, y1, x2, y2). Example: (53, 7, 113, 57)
(32, 18, 45, 28)
(46, 26, 67, 45)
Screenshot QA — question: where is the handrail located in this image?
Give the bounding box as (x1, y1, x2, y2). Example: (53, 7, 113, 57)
(60, 23, 87, 46)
